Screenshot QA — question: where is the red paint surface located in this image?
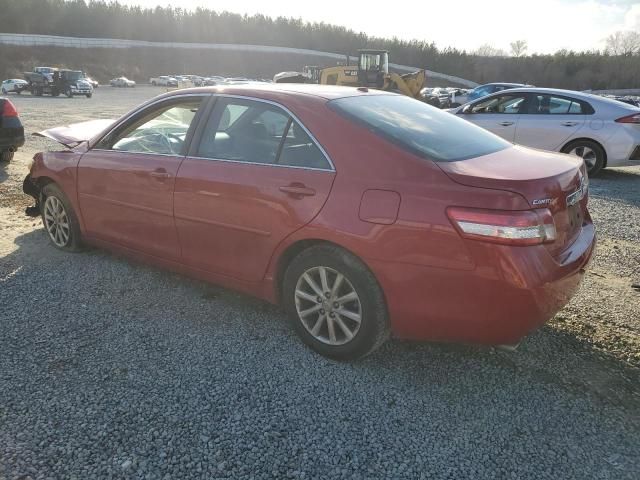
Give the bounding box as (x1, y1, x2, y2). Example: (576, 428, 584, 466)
(29, 85, 595, 345)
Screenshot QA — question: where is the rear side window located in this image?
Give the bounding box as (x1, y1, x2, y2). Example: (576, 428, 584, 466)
(329, 94, 510, 162)
(196, 97, 331, 169)
(527, 95, 589, 115)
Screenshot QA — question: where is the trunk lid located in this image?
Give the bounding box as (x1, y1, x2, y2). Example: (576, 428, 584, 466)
(438, 145, 588, 258)
(34, 119, 114, 148)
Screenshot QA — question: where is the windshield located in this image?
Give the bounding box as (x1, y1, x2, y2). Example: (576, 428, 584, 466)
(329, 94, 510, 162)
(65, 71, 83, 80)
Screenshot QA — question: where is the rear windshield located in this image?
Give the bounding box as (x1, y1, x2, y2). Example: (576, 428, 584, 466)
(329, 94, 510, 162)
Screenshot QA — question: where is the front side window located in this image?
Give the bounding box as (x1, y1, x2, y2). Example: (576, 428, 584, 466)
(527, 95, 585, 114)
(329, 94, 511, 162)
(196, 97, 330, 169)
(470, 94, 527, 114)
(104, 98, 203, 155)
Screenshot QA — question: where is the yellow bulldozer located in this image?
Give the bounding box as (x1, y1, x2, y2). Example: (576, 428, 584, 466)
(274, 50, 426, 100)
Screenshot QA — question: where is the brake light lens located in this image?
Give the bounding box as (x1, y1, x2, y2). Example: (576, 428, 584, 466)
(615, 113, 640, 124)
(447, 207, 557, 246)
(1, 99, 18, 117)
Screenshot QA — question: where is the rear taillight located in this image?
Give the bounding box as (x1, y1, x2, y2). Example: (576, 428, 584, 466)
(1, 99, 18, 117)
(615, 113, 640, 124)
(447, 207, 557, 246)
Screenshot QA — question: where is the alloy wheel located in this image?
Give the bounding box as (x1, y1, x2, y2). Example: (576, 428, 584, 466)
(43, 196, 71, 247)
(294, 266, 362, 346)
(568, 145, 597, 171)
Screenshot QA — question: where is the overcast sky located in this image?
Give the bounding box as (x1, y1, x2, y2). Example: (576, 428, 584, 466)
(118, 0, 640, 54)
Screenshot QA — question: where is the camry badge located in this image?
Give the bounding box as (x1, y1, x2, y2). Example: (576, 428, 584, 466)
(532, 198, 553, 206)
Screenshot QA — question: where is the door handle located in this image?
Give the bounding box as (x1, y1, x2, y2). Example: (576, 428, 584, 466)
(279, 184, 316, 197)
(562, 121, 578, 127)
(150, 169, 171, 180)
(499, 121, 515, 126)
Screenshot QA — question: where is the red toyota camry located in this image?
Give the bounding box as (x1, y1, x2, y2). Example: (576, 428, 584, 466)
(24, 84, 595, 360)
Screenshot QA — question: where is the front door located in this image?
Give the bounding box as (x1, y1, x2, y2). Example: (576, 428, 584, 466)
(77, 95, 207, 260)
(174, 96, 335, 282)
(459, 93, 528, 142)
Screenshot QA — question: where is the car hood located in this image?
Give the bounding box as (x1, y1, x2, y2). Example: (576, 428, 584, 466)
(34, 119, 114, 148)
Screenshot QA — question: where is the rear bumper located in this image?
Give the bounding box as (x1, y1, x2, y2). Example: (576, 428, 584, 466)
(369, 221, 596, 345)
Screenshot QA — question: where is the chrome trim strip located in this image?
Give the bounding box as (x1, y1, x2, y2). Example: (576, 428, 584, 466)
(185, 155, 333, 172)
(90, 148, 184, 159)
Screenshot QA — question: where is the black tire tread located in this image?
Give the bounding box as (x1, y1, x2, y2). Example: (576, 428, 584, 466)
(283, 244, 390, 360)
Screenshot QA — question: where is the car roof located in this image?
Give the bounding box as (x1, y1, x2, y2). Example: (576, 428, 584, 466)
(479, 83, 527, 88)
(162, 83, 390, 101)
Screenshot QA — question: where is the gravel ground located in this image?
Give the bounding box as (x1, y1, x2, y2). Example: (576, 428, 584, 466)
(1, 87, 639, 479)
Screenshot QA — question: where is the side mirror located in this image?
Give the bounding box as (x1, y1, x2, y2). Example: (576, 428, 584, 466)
(461, 104, 473, 114)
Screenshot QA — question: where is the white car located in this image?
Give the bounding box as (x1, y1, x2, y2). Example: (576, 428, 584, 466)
(450, 87, 640, 175)
(110, 77, 136, 88)
(1, 79, 29, 94)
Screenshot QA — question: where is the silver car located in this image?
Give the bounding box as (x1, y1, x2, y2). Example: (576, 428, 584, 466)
(451, 87, 640, 175)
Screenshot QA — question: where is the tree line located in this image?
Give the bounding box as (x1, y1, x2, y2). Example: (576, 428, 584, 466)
(0, 0, 639, 89)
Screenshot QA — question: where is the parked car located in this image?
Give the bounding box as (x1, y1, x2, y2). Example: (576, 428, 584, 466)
(83, 75, 99, 89)
(0, 97, 25, 162)
(450, 87, 640, 175)
(452, 83, 529, 106)
(150, 76, 178, 87)
(1, 79, 29, 94)
(110, 77, 136, 88)
(23, 85, 595, 360)
(422, 87, 451, 108)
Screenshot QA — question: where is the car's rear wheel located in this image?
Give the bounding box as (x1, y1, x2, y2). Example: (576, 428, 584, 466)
(562, 139, 605, 176)
(65, 88, 73, 98)
(282, 245, 389, 360)
(1, 151, 14, 163)
(1, 87, 6, 94)
(41, 184, 82, 252)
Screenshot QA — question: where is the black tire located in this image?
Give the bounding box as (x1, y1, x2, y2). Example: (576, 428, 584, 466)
(40, 183, 83, 252)
(65, 88, 73, 98)
(86, 93, 92, 98)
(1, 151, 14, 163)
(1, 88, 7, 94)
(16, 90, 22, 95)
(282, 244, 389, 360)
(561, 139, 605, 176)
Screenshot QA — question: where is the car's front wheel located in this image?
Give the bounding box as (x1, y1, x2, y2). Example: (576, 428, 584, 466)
(562, 139, 605, 176)
(41, 183, 82, 252)
(282, 245, 389, 360)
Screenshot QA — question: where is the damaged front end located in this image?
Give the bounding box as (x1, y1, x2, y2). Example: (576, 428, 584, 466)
(23, 171, 41, 217)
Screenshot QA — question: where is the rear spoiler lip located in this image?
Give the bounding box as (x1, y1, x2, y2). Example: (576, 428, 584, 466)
(33, 119, 115, 149)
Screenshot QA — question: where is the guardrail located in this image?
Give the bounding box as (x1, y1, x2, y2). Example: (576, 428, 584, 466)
(0, 33, 479, 88)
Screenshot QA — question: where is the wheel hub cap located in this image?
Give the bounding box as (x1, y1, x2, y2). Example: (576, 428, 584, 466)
(43, 196, 70, 247)
(568, 146, 597, 171)
(294, 266, 362, 346)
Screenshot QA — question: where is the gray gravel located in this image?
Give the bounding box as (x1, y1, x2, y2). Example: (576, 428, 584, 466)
(1, 87, 639, 479)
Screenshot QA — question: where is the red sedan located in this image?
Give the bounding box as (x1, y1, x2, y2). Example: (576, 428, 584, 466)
(24, 85, 595, 359)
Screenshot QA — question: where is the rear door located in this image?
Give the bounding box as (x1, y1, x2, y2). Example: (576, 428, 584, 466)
(514, 93, 587, 150)
(77, 95, 207, 260)
(174, 96, 335, 281)
(458, 92, 528, 142)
